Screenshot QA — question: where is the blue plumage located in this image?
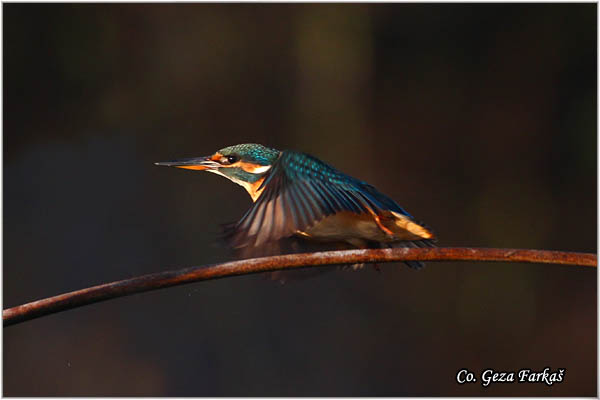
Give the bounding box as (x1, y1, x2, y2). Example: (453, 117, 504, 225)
(157, 143, 436, 270)
(230, 150, 430, 249)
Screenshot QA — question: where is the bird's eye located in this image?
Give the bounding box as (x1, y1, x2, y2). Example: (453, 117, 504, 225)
(221, 155, 239, 165)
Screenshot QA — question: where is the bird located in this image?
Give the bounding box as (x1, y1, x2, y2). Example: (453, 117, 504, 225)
(156, 143, 435, 270)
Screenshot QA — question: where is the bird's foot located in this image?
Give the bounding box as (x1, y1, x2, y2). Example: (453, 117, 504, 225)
(340, 263, 366, 270)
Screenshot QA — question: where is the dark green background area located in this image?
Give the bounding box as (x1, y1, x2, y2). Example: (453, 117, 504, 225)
(3, 3, 596, 396)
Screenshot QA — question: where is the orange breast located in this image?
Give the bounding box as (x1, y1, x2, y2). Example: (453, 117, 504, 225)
(299, 210, 434, 243)
(246, 177, 266, 202)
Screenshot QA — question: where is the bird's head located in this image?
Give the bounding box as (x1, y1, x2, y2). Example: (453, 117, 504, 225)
(156, 143, 280, 201)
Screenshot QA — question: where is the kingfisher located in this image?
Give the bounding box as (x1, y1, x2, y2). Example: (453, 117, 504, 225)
(156, 143, 435, 269)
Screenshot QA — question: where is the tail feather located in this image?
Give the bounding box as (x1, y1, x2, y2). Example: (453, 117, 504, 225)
(387, 239, 437, 269)
(221, 221, 437, 278)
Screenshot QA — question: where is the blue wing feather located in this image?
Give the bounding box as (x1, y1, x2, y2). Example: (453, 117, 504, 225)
(286, 152, 412, 217)
(228, 150, 415, 248)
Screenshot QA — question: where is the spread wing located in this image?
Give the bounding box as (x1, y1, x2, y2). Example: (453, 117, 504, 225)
(225, 151, 413, 248)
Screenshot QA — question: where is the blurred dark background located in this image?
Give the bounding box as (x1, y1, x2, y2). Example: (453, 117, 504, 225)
(3, 3, 596, 396)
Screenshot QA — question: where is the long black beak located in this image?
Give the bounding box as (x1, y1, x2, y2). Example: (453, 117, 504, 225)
(154, 156, 220, 171)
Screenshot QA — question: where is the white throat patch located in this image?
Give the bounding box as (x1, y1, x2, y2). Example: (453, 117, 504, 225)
(208, 168, 255, 194)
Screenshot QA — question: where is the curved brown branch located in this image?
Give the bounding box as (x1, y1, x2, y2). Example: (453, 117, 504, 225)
(3, 247, 596, 327)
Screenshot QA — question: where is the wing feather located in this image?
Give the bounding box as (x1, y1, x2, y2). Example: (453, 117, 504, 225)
(315, 180, 348, 213)
(295, 183, 320, 222)
(246, 200, 265, 237)
(288, 185, 309, 228)
(226, 151, 415, 248)
(281, 189, 298, 234)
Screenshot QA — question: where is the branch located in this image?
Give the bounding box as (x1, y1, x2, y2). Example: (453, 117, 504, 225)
(3, 247, 595, 327)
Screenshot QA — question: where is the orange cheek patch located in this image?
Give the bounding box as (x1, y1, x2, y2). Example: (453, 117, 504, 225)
(239, 162, 255, 173)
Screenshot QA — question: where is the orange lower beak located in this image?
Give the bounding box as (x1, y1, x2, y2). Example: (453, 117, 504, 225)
(173, 165, 210, 171)
(155, 156, 220, 171)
